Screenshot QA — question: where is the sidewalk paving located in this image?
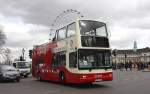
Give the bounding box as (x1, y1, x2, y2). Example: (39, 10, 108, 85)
(113, 68, 150, 72)
(141, 69, 150, 72)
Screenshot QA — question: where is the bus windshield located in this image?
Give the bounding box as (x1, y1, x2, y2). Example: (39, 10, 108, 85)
(18, 62, 30, 68)
(80, 20, 108, 37)
(78, 49, 111, 69)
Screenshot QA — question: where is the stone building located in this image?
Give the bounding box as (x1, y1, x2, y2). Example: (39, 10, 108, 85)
(112, 47, 150, 65)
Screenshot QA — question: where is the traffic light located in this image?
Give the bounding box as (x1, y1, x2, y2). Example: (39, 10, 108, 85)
(29, 50, 32, 59)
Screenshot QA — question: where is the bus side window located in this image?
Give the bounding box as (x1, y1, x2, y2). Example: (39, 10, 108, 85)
(57, 27, 67, 40)
(52, 55, 58, 68)
(69, 52, 77, 68)
(67, 22, 76, 37)
(37, 55, 44, 68)
(52, 53, 66, 68)
(58, 54, 66, 67)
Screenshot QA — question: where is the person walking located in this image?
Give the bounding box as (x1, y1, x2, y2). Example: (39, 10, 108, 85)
(125, 62, 128, 71)
(129, 61, 132, 71)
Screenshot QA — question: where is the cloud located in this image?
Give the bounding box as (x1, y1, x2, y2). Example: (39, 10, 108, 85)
(0, 14, 50, 60)
(0, 0, 150, 60)
(2, 18, 49, 47)
(110, 25, 150, 49)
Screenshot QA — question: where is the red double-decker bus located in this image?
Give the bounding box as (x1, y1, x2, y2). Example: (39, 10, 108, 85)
(32, 19, 113, 84)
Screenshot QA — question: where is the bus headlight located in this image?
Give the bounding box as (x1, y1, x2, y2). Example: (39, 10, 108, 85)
(82, 75, 86, 78)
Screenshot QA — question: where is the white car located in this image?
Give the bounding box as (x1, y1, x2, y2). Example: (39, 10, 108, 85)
(0, 65, 20, 82)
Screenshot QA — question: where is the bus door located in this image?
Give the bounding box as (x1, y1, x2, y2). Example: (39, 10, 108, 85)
(36, 55, 45, 78)
(51, 54, 60, 80)
(51, 52, 66, 81)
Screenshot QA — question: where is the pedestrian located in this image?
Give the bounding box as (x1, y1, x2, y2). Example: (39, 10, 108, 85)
(125, 62, 128, 71)
(137, 62, 141, 71)
(129, 61, 132, 71)
(119, 63, 121, 71)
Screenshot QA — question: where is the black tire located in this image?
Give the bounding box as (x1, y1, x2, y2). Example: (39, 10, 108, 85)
(24, 75, 28, 78)
(59, 72, 65, 83)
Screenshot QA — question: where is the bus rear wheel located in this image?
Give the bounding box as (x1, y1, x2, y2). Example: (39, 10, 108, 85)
(59, 72, 65, 83)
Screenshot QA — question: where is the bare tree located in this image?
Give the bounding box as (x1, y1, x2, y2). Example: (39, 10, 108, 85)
(0, 48, 11, 64)
(0, 28, 7, 64)
(4, 48, 11, 64)
(0, 29, 6, 47)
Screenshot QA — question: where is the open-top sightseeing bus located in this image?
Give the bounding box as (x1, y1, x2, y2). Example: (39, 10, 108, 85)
(32, 19, 113, 84)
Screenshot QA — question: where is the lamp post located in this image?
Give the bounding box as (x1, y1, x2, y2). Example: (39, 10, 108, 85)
(22, 48, 25, 61)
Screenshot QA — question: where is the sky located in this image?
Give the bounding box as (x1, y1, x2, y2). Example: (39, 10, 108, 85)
(0, 0, 150, 61)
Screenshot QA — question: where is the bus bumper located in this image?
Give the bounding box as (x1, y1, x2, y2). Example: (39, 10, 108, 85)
(69, 72, 113, 84)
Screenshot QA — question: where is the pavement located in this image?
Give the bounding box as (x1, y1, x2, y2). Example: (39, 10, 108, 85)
(0, 70, 150, 94)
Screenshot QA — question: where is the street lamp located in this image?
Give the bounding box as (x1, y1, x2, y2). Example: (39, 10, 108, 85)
(22, 48, 25, 61)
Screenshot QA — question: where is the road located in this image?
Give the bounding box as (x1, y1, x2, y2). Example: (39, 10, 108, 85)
(0, 70, 150, 94)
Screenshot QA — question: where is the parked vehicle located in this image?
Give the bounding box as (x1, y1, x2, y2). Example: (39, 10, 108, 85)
(13, 61, 30, 78)
(0, 65, 20, 82)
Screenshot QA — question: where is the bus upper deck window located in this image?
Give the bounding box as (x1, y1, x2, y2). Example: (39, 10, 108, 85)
(80, 20, 108, 37)
(57, 27, 67, 40)
(67, 22, 76, 37)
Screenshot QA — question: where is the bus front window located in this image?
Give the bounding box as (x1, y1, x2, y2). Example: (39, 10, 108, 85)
(80, 20, 109, 47)
(78, 49, 111, 69)
(80, 20, 108, 37)
(79, 56, 92, 68)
